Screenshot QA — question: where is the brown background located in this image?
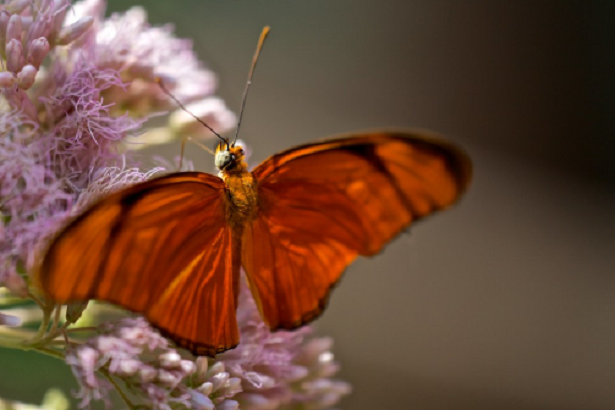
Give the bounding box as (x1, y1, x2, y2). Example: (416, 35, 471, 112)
(2, 1, 615, 409)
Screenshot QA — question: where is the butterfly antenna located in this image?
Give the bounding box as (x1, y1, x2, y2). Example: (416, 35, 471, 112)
(233, 26, 270, 146)
(156, 77, 229, 150)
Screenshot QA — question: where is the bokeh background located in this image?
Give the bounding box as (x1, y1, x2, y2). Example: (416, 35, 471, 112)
(2, 1, 615, 409)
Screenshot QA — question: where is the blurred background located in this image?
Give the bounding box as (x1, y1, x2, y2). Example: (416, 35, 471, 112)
(2, 1, 615, 409)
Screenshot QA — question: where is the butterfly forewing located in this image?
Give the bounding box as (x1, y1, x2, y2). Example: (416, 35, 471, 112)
(244, 130, 471, 330)
(38, 172, 240, 356)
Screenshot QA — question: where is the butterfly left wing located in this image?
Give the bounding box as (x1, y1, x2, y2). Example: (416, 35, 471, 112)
(37, 172, 239, 356)
(242, 130, 472, 330)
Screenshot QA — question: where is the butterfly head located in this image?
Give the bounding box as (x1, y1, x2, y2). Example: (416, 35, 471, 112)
(215, 140, 247, 173)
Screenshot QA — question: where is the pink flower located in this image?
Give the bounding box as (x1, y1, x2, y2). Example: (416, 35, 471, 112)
(65, 1, 235, 129)
(66, 317, 195, 409)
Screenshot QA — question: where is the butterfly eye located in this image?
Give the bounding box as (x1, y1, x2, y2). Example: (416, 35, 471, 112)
(231, 154, 237, 161)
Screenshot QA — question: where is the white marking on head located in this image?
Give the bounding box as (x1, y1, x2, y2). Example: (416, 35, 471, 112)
(215, 150, 232, 170)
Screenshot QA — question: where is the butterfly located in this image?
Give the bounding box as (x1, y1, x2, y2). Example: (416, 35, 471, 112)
(35, 27, 472, 356)
(37, 130, 471, 356)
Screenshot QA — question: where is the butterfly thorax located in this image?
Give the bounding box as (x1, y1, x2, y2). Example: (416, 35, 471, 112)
(222, 170, 258, 227)
(218, 145, 258, 228)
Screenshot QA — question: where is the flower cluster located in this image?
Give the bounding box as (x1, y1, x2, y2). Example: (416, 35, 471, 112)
(0, 1, 349, 409)
(67, 317, 200, 409)
(0, 0, 234, 289)
(66, 282, 349, 410)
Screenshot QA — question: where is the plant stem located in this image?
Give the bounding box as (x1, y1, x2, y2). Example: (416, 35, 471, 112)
(34, 346, 64, 359)
(49, 305, 62, 335)
(99, 367, 137, 410)
(27, 304, 53, 345)
(27, 292, 45, 310)
(40, 305, 65, 344)
(66, 326, 98, 333)
(0, 326, 36, 339)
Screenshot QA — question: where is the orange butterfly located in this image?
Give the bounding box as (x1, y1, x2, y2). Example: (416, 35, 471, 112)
(36, 29, 472, 357)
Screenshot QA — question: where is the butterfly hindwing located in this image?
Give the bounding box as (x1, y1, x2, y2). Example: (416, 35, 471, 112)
(243, 130, 471, 330)
(38, 172, 239, 356)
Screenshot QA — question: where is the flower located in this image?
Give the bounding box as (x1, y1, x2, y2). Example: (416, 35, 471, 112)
(64, 0, 236, 135)
(0, 0, 92, 119)
(73, 159, 164, 212)
(66, 317, 196, 410)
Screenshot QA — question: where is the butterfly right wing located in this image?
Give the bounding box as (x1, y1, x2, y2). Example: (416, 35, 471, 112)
(243, 130, 471, 331)
(38, 172, 239, 356)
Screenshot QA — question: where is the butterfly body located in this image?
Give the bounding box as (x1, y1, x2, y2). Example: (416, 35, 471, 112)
(218, 145, 259, 314)
(37, 130, 472, 356)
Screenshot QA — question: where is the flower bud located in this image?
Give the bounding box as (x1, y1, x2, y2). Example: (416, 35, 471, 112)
(316, 361, 340, 378)
(57, 16, 93, 46)
(318, 350, 333, 362)
(6, 0, 30, 14)
(208, 361, 225, 375)
(157, 369, 179, 388)
(247, 372, 275, 389)
(197, 382, 213, 396)
(66, 300, 89, 324)
(63, 0, 105, 27)
(0, 72, 16, 87)
(159, 351, 181, 368)
(237, 394, 269, 409)
(179, 359, 195, 375)
(51, 1, 70, 38)
(225, 378, 242, 396)
(17, 64, 37, 89)
(6, 14, 22, 43)
(0, 11, 10, 54)
(27, 37, 49, 68)
(306, 379, 332, 391)
(195, 356, 209, 376)
(190, 390, 215, 410)
(138, 365, 157, 383)
(25, 17, 50, 52)
(216, 400, 239, 410)
(115, 358, 140, 377)
(95, 335, 118, 354)
(19, 15, 32, 31)
(286, 364, 309, 382)
(209, 371, 229, 392)
(295, 337, 334, 364)
(6, 38, 24, 73)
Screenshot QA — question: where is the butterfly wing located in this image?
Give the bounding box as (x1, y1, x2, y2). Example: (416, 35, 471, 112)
(38, 172, 239, 356)
(243, 130, 472, 330)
